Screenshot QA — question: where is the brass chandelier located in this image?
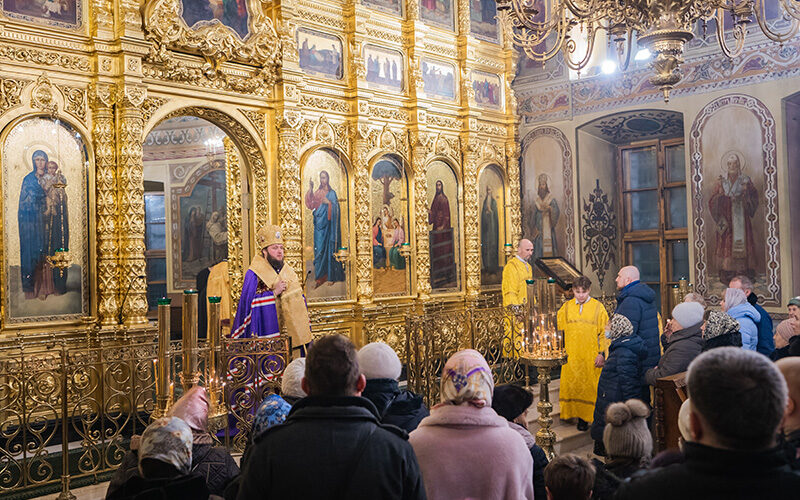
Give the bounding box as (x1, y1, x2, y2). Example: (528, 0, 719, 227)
(497, 0, 800, 101)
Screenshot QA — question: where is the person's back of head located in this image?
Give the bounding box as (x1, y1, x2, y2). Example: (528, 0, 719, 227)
(687, 347, 787, 451)
(544, 453, 595, 500)
(492, 384, 533, 422)
(357, 342, 402, 381)
(138, 416, 193, 479)
(683, 293, 707, 308)
(776, 357, 800, 434)
(303, 334, 364, 397)
(281, 357, 307, 400)
(603, 399, 652, 463)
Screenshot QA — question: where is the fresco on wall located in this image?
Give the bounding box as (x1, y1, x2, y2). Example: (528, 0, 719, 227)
(3, 0, 80, 28)
(521, 129, 574, 263)
(420, 0, 454, 30)
(362, 0, 402, 16)
(171, 168, 228, 289)
(181, 0, 249, 39)
(297, 28, 344, 80)
(427, 160, 460, 291)
(365, 45, 405, 91)
(303, 148, 349, 301)
(479, 165, 504, 286)
(422, 59, 456, 101)
(469, 0, 497, 41)
(2, 117, 88, 322)
(690, 94, 780, 306)
(472, 71, 502, 109)
(371, 154, 409, 296)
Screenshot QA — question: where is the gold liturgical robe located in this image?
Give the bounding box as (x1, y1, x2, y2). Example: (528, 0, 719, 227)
(557, 297, 609, 422)
(502, 257, 532, 358)
(248, 255, 312, 348)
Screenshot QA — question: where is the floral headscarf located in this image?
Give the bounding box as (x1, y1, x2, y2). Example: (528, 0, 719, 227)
(439, 349, 494, 408)
(251, 394, 292, 442)
(168, 386, 211, 444)
(606, 314, 634, 341)
(138, 417, 193, 476)
(702, 310, 740, 340)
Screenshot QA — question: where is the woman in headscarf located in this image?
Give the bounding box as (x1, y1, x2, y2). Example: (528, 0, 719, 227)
(409, 349, 534, 500)
(106, 387, 239, 499)
(701, 310, 742, 351)
(722, 287, 761, 351)
(106, 416, 213, 500)
(18, 150, 48, 299)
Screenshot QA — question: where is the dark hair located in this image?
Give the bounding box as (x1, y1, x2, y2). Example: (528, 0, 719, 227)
(544, 454, 595, 500)
(703, 309, 712, 321)
(304, 335, 360, 397)
(687, 347, 787, 450)
(492, 384, 533, 422)
(573, 276, 592, 291)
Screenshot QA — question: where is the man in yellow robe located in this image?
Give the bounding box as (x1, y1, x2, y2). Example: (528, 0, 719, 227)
(557, 276, 609, 430)
(502, 239, 533, 358)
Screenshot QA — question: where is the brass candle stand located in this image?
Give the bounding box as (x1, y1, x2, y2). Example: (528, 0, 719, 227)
(206, 296, 227, 433)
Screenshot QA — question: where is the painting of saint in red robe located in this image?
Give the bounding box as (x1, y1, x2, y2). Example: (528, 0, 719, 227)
(429, 179, 457, 289)
(708, 150, 758, 284)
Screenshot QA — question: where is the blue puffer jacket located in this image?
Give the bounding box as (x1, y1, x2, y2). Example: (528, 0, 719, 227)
(615, 281, 660, 370)
(590, 334, 647, 443)
(752, 301, 774, 356)
(727, 303, 761, 351)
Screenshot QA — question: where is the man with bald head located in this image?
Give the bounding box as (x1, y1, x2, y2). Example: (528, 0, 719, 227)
(776, 357, 800, 467)
(502, 239, 534, 357)
(614, 266, 660, 390)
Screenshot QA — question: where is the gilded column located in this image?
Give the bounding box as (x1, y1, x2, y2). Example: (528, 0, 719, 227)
(411, 132, 431, 300)
(462, 137, 481, 298)
(224, 138, 244, 308)
(506, 142, 522, 245)
(116, 84, 148, 325)
(352, 124, 373, 304)
(90, 82, 119, 326)
(277, 112, 303, 274)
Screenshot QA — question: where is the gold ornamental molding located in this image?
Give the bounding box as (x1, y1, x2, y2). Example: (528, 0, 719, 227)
(142, 0, 281, 94)
(0, 44, 90, 72)
(0, 78, 30, 113)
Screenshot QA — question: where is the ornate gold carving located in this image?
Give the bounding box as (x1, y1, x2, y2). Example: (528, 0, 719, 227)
(296, 9, 347, 30)
(428, 114, 461, 130)
(93, 0, 114, 29)
(299, 95, 349, 114)
(366, 27, 404, 44)
(407, 0, 420, 20)
(59, 85, 87, 121)
(225, 137, 245, 310)
(141, 96, 168, 125)
(480, 140, 504, 162)
(31, 74, 58, 115)
(0, 44, 90, 72)
(433, 133, 460, 162)
(117, 84, 148, 325)
(506, 141, 522, 244)
(299, 116, 350, 157)
(89, 82, 119, 326)
(277, 125, 303, 275)
(411, 132, 432, 298)
(462, 137, 481, 298)
(368, 105, 409, 122)
(0, 78, 29, 113)
(352, 132, 373, 303)
(476, 121, 506, 136)
(458, 0, 470, 34)
(240, 108, 267, 140)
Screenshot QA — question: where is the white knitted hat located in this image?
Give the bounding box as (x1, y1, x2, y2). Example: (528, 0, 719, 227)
(281, 358, 307, 399)
(357, 342, 402, 380)
(671, 302, 705, 329)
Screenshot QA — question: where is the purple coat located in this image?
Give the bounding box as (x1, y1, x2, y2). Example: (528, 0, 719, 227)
(409, 404, 534, 500)
(231, 269, 280, 339)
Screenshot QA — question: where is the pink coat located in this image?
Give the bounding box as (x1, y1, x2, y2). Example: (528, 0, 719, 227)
(409, 404, 535, 500)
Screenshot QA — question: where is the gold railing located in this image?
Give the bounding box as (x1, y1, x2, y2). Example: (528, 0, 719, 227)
(0, 292, 290, 499)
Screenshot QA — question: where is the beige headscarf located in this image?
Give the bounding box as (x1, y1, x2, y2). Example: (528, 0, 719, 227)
(775, 319, 800, 349)
(439, 349, 495, 408)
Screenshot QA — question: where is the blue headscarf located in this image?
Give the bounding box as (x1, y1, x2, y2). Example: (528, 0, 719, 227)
(251, 394, 291, 442)
(31, 150, 48, 172)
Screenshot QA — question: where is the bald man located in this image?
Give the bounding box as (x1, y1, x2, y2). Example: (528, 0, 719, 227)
(502, 239, 533, 358)
(777, 357, 800, 467)
(614, 266, 660, 377)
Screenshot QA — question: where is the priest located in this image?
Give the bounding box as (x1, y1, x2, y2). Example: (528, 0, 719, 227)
(502, 239, 534, 357)
(231, 224, 312, 357)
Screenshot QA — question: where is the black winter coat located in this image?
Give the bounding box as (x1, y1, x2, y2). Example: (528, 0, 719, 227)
(591, 457, 644, 500)
(615, 441, 800, 499)
(362, 378, 429, 433)
(590, 334, 647, 443)
(644, 323, 704, 386)
(106, 442, 239, 498)
(702, 331, 742, 351)
(615, 281, 660, 370)
(107, 472, 215, 500)
(235, 396, 426, 500)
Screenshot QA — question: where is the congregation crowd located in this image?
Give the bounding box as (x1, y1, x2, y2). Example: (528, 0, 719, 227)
(103, 263, 800, 500)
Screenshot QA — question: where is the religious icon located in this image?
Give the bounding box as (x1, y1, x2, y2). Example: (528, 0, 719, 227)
(3, 0, 80, 28)
(708, 150, 759, 284)
(532, 173, 560, 259)
(420, 0, 454, 30)
(427, 161, 460, 291)
(362, 0, 402, 16)
(181, 0, 249, 39)
(297, 28, 344, 80)
(479, 165, 504, 286)
(302, 148, 349, 300)
(469, 0, 498, 41)
(2, 117, 88, 322)
(371, 154, 409, 296)
(364, 45, 405, 91)
(471, 70, 502, 109)
(422, 59, 456, 101)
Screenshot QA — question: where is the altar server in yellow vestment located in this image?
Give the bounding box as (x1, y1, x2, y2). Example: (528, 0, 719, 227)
(502, 239, 533, 357)
(557, 276, 609, 430)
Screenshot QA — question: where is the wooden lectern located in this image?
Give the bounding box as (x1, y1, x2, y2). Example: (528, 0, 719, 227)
(653, 372, 688, 453)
